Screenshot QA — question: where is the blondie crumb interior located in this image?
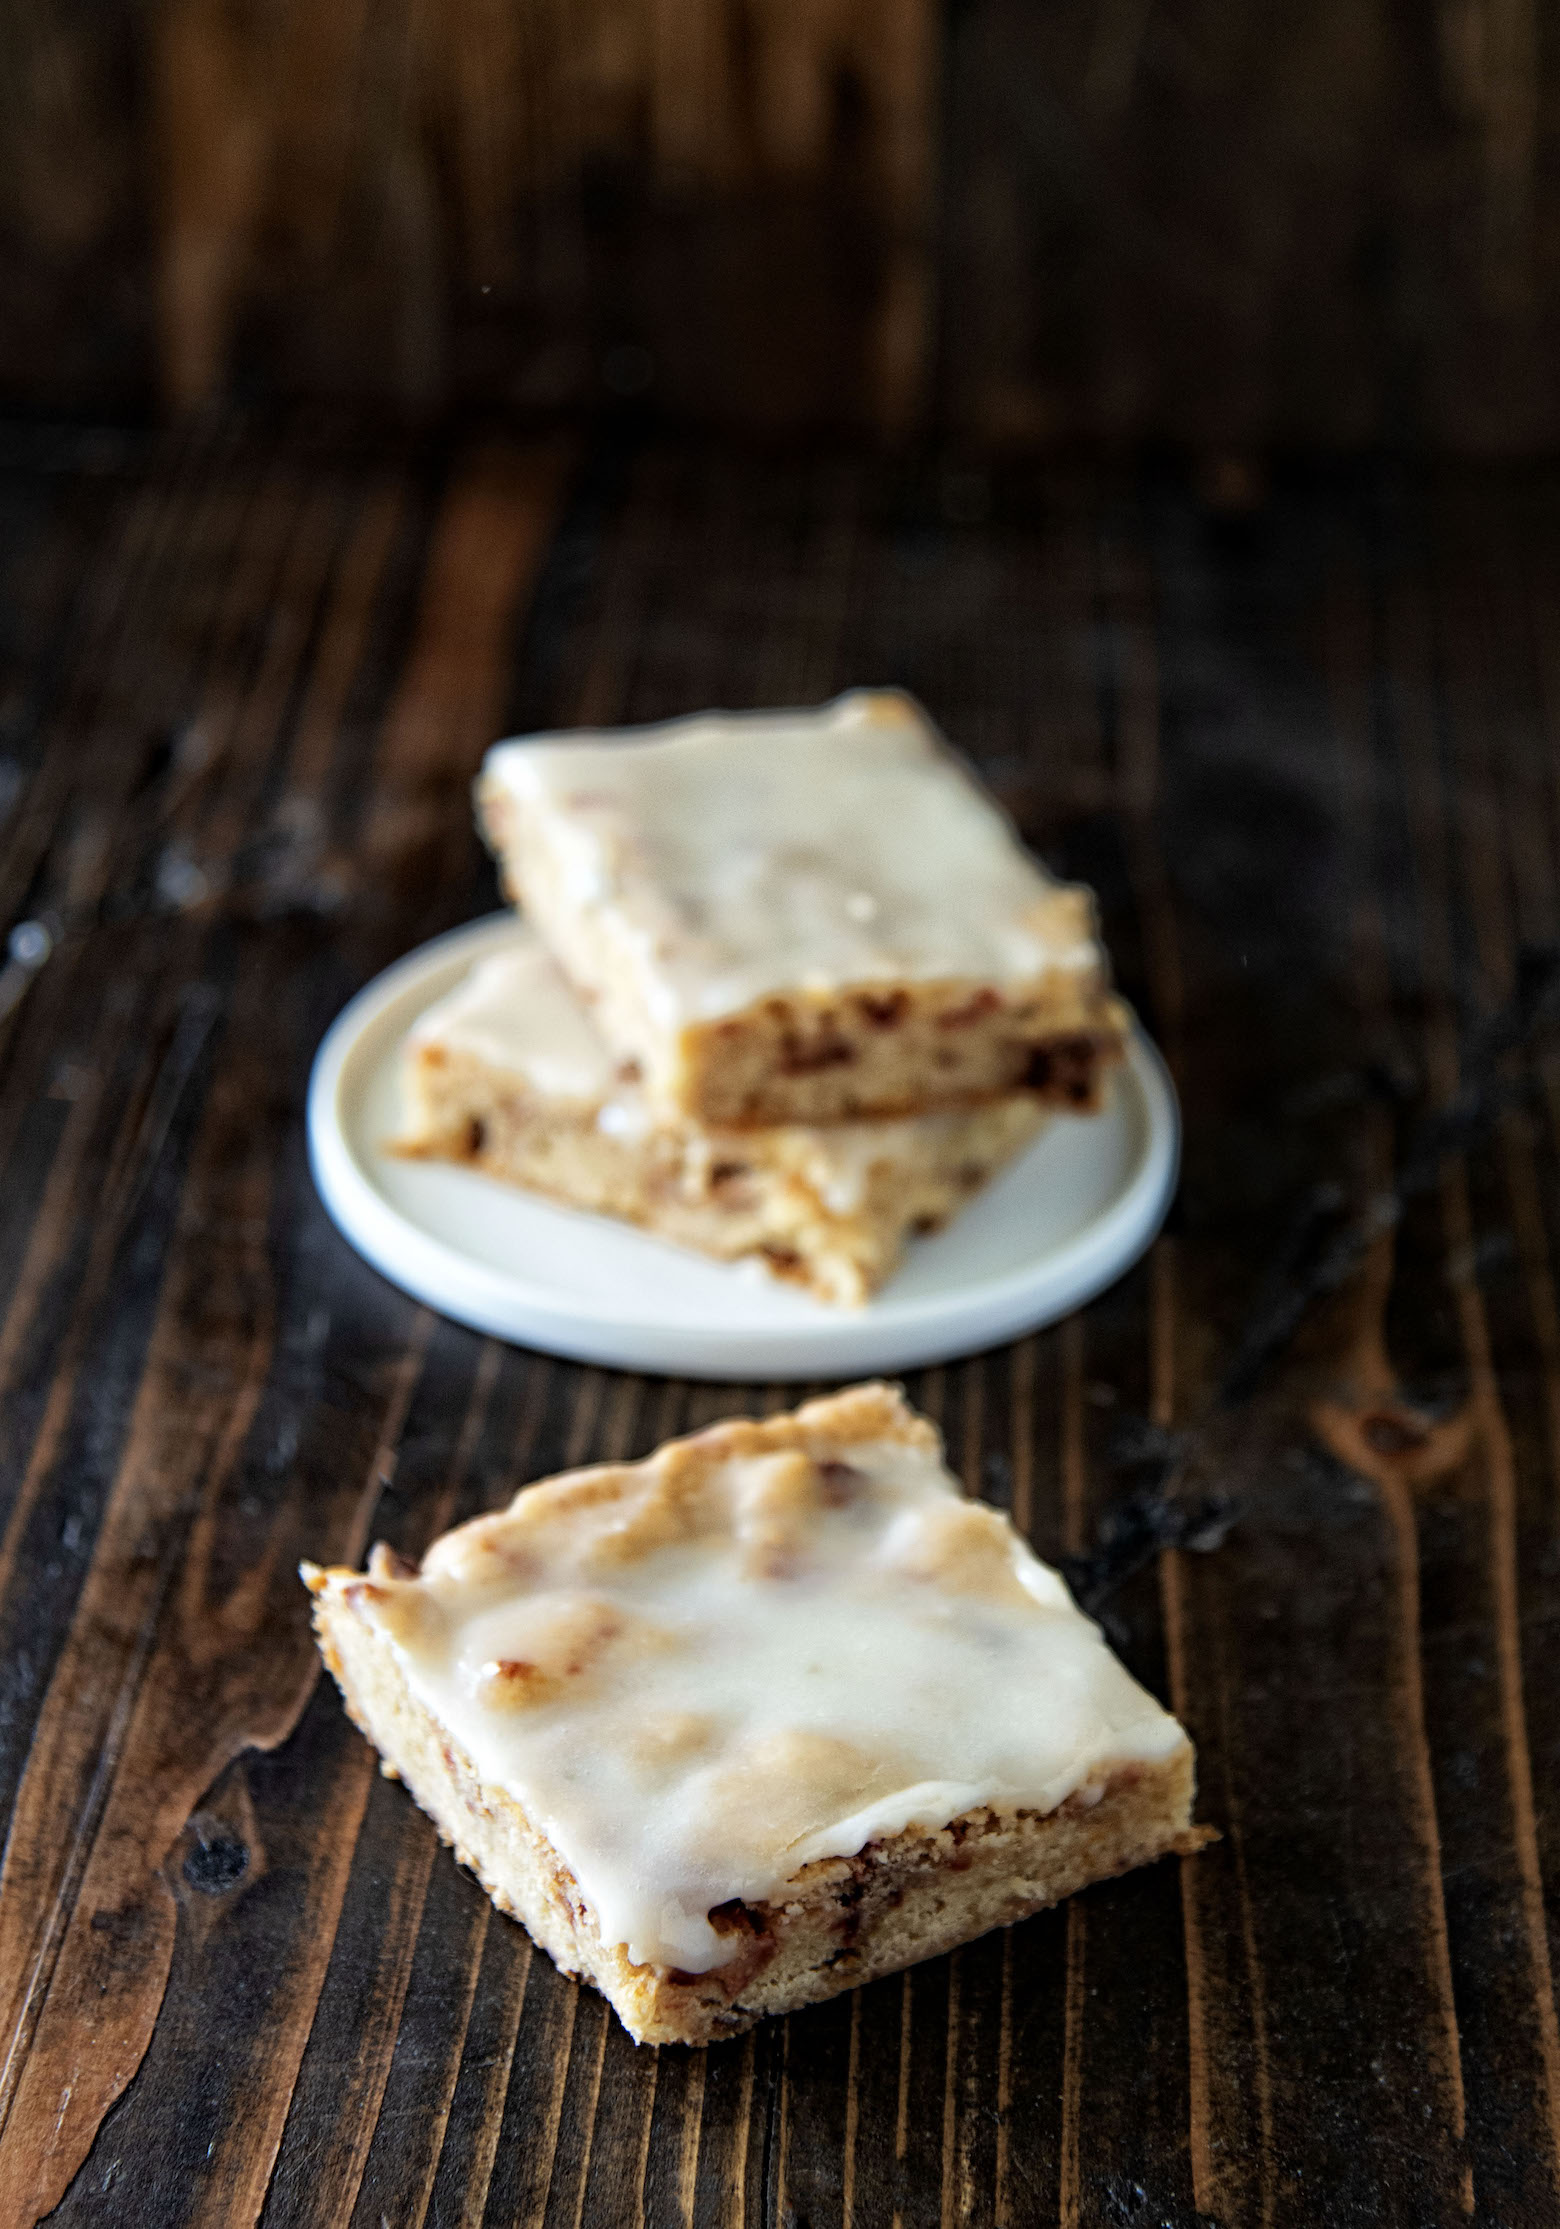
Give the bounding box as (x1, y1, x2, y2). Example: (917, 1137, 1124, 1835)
(393, 932, 1047, 1304)
(304, 1383, 1208, 2044)
(477, 691, 1129, 1128)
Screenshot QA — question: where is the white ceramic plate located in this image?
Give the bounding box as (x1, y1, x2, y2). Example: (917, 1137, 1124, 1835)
(307, 916, 1179, 1380)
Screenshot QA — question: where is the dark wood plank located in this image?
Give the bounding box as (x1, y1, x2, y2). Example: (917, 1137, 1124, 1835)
(17, 3, 1560, 453)
(3, 430, 1560, 2228)
(1382, 505, 1560, 2220)
(0, 431, 571, 2226)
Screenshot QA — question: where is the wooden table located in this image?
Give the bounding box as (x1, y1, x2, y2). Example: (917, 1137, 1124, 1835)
(1, 423, 1558, 2227)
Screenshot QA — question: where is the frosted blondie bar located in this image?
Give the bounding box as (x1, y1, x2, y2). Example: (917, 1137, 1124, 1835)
(304, 1383, 1207, 2044)
(477, 691, 1129, 1127)
(393, 931, 1047, 1305)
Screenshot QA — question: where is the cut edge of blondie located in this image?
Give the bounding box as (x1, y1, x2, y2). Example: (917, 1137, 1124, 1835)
(670, 980, 1132, 1128)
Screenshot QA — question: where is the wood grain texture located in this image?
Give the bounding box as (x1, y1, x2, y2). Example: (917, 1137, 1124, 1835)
(2, 423, 1560, 2224)
(5, 0, 936, 432)
(15, 1, 1560, 445)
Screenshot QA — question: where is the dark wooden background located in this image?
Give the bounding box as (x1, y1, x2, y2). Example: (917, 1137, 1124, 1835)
(1, 420, 1559, 2224)
(10, 0, 1560, 448)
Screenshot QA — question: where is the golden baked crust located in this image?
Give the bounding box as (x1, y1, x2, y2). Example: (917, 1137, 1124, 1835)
(410, 1382, 942, 1574)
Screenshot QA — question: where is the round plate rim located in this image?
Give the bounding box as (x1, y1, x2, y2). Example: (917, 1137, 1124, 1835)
(307, 915, 1181, 1378)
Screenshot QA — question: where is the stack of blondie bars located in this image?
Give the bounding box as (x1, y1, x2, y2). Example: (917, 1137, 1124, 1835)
(395, 689, 1130, 1303)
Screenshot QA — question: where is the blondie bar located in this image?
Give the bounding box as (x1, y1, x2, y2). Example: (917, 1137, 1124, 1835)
(477, 691, 1128, 1127)
(305, 1384, 1206, 2044)
(394, 932, 1047, 1305)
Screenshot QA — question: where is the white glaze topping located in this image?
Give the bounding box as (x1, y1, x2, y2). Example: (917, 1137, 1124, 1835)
(353, 1389, 1186, 1972)
(480, 692, 1104, 1028)
(408, 934, 1039, 1212)
(409, 934, 618, 1104)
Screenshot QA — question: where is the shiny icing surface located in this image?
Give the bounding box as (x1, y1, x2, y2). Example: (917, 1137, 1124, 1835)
(480, 692, 1104, 1026)
(409, 933, 619, 1103)
(353, 1387, 1187, 1972)
(407, 934, 1041, 1212)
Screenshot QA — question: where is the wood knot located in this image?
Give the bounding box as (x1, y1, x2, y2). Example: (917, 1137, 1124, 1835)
(1311, 1393, 1471, 1489)
(182, 1819, 250, 1895)
(1360, 1410, 1429, 1457)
